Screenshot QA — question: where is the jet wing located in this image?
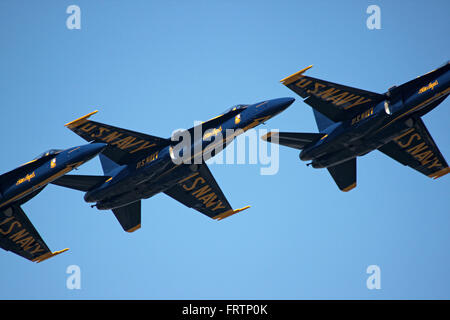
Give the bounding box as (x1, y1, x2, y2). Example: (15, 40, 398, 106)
(0, 205, 68, 262)
(164, 163, 250, 220)
(378, 118, 449, 179)
(281, 66, 385, 122)
(65, 111, 171, 165)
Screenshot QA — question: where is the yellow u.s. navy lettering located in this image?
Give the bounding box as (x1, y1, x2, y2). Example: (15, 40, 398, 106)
(393, 128, 442, 169)
(180, 175, 227, 212)
(136, 151, 159, 169)
(0, 216, 46, 255)
(351, 107, 374, 125)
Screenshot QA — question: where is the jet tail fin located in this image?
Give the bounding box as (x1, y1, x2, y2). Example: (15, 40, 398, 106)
(112, 201, 141, 233)
(261, 131, 326, 150)
(99, 154, 120, 175)
(327, 158, 357, 192)
(313, 109, 336, 132)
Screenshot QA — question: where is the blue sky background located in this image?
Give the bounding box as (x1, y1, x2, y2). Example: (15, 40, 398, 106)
(0, 0, 449, 299)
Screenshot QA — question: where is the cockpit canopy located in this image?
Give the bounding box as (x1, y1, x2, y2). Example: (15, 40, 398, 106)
(34, 149, 62, 160)
(223, 104, 248, 114)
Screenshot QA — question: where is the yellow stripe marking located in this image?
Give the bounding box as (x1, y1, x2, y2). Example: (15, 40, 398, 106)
(280, 65, 313, 85)
(178, 172, 199, 184)
(65, 110, 98, 129)
(428, 167, 450, 179)
(213, 205, 251, 221)
(20, 159, 38, 167)
(33, 248, 69, 263)
(260, 132, 272, 141)
(202, 114, 224, 124)
(342, 182, 356, 192)
(126, 224, 141, 233)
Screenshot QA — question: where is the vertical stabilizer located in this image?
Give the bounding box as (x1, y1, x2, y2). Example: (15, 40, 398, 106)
(99, 154, 120, 175)
(327, 158, 357, 192)
(313, 109, 335, 132)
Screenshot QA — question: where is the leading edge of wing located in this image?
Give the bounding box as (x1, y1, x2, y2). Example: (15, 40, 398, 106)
(280, 65, 385, 122)
(212, 205, 251, 221)
(65, 110, 99, 129)
(64, 111, 172, 164)
(280, 65, 314, 85)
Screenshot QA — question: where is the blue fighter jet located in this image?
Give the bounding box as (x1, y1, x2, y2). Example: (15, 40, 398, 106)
(52, 98, 294, 232)
(263, 62, 449, 191)
(0, 143, 107, 262)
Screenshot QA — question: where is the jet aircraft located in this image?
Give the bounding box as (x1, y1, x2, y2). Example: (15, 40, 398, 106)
(263, 62, 449, 191)
(52, 98, 295, 232)
(0, 142, 107, 262)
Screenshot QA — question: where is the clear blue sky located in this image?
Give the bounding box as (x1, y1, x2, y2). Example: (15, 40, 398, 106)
(0, 0, 449, 299)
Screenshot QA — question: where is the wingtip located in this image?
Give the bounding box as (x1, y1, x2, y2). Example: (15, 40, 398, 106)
(429, 167, 450, 179)
(65, 110, 98, 129)
(33, 248, 69, 263)
(280, 65, 313, 85)
(213, 205, 251, 221)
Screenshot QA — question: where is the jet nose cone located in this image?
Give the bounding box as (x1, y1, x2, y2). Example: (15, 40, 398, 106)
(269, 97, 295, 113)
(286, 97, 295, 105)
(278, 97, 295, 108)
(78, 142, 107, 159)
(88, 142, 108, 156)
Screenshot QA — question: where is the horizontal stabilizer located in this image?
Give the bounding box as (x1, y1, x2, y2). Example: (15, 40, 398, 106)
(261, 132, 326, 150)
(51, 174, 110, 192)
(112, 201, 141, 233)
(327, 158, 357, 192)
